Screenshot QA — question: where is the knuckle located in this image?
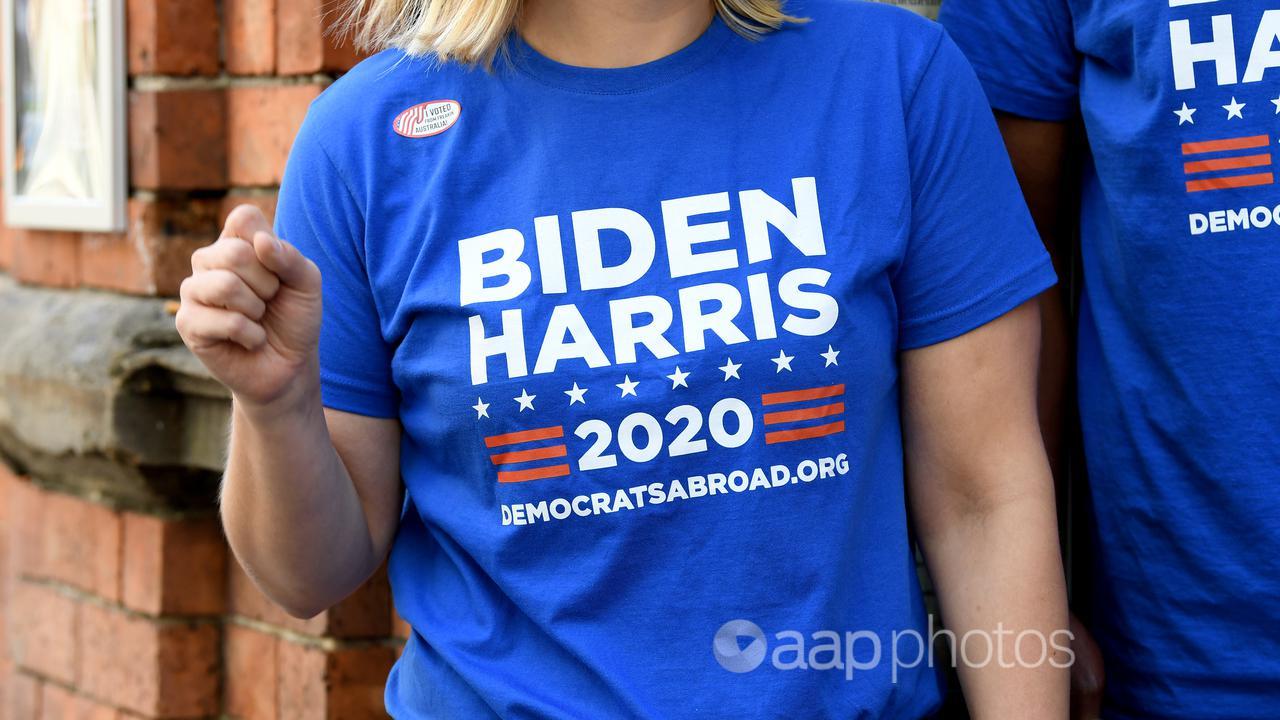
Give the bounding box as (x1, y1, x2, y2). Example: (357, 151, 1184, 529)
(213, 270, 240, 297)
(222, 240, 256, 268)
(189, 246, 209, 269)
(174, 308, 191, 337)
(227, 313, 252, 337)
(245, 294, 267, 318)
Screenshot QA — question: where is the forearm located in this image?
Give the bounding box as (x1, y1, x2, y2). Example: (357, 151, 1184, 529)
(994, 113, 1076, 482)
(1037, 284, 1071, 479)
(920, 470, 1070, 719)
(222, 362, 379, 616)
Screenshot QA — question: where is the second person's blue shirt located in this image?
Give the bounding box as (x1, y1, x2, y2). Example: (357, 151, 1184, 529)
(941, 1, 1280, 718)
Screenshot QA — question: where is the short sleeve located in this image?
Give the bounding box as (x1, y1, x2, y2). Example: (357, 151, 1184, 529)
(893, 30, 1057, 350)
(937, 0, 1079, 121)
(274, 109, 399, 417)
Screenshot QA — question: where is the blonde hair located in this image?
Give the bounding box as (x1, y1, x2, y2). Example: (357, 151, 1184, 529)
(335, 0, 805, 67)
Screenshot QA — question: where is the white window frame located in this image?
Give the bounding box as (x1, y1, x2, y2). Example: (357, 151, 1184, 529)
(2, 0, 126, 232)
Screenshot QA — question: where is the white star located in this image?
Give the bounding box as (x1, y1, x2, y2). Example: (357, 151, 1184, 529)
(719, 357, 742, 381)
(1174, 102, 1197, 125)
(514, 389, 536, 412)
(472, 397, 490, 419)
(667, 366, 690, 389)
(564, 382, 588, 405)
(1271, 95, 1280, 114)
(771, 349, 794, 373)
(1224, 96, 1246, 120)
(616, 375, 639, 398)
(820, 345, 841, 367)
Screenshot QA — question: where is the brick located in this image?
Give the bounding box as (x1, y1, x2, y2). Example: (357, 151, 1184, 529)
(129, 89, 227, 190)
(227, 84, 322, 186)
(0, 571, 5, 665)
(277, 642, 394, 720)
(5, 670, 40, 720)
(80, 196, 223, 297)
(228, 560, 391, 639)
(8, 582, 79, 685)
(276, 640, 325, 719)
(325, 564, 391, 638)
(277, 0, 363, 75)
(328, 649, 396, 720)
(127, 0, 220, 76)
(153, 620, 221, 717)
(121, 512, 227, 616)
(0, 660, 8, 720)
(0, 466, 18, 654)
(0, 194, 13, 272)
(6, 474, 46, 579)
(224, 624, 278, 720)
(225, 0, 277, 75)
(35, 492, 122, 601)
(79, 603, 219, 717)
(0, 659, 11, 720)
(39, 683, 119, 720)
(10, 230, 81, 289)
(78, 232, 160, 297)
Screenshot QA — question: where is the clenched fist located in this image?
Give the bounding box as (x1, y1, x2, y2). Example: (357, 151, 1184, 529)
(177, 204, 323, 409)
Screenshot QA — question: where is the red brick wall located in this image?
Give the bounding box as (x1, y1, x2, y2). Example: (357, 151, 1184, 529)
(0, 2, 412, 718)
(0, 466, 411, 720)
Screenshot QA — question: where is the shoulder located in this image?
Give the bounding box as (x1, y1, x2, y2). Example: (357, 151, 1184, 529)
(777, 0, 947, 78)
(303, 49, 468, 136)
(287, 48, 478, 180)
(788, 0, 944, 47)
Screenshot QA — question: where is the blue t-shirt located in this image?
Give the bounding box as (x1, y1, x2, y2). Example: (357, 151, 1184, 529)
(939, 1, 1280, 718)
(275, 2, 1054, 717)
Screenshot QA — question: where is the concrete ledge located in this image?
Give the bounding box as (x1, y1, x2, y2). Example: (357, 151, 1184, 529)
(0, 274, 228, 509)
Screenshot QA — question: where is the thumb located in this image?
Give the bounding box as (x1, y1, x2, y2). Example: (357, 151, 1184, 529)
(253, 231, 321, 293)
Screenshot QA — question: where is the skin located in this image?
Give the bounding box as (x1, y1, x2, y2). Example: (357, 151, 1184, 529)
(176, 2, 1070, 716)
(995, 113, 1107, 719)
(904, 300, 1069, 718)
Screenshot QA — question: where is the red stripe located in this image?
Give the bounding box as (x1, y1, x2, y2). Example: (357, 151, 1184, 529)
(1182, 135, 1270, 155)
(761, 384, 845, 406)
(490, 445, 568, 465)
(1183, 153, 1271, 174)
(484, 426, 564, 448)
(763, 402, 845, 425)
(1186, 172, 1274, 193)
(765, 421, 846, 445)
(498, 464, 571, 483)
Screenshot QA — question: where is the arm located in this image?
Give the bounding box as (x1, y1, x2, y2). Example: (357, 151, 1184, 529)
(178, 205, 403, 618)
(993, 114, 1105, 716)
(902, 299, 1069, 718)
(994, 114, 1073, 475)
(224, 390, 402, 618)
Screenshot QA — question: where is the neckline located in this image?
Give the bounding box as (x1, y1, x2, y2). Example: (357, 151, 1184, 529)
(506, 14, 734, 95)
